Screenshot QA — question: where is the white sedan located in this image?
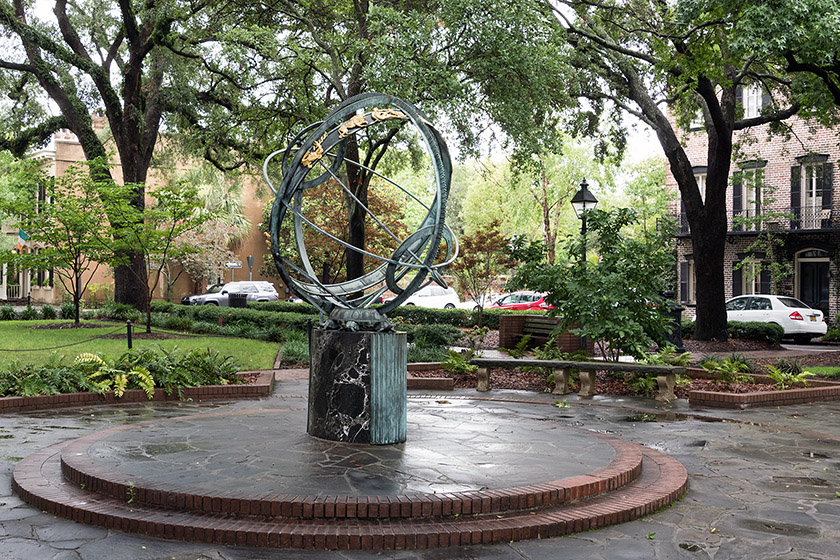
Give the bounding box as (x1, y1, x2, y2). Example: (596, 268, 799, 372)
(725, 295, 827, 344)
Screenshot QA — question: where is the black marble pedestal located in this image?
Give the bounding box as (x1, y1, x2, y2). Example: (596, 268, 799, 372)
(308, 329, 407, 444)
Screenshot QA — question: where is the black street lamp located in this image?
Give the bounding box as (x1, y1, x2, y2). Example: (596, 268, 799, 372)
(571, 179, 598, 353)
(570, 179, 598, 266)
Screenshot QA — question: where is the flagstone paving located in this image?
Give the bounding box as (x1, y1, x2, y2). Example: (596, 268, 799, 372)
(2, 375, 840, 559)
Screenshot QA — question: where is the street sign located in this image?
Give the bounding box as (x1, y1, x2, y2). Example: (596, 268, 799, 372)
(224, 261, 242, 269)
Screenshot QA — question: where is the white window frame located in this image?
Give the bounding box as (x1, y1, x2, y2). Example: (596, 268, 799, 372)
(695, 172, 706, 203)
(801, 162, 825, 229)
(686, 261, 697, 303)
(742, 85, 762, 118)
(740, 261, 761, 295)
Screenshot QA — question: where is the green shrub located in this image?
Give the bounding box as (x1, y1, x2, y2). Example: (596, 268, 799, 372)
(727, 321, 784, 343)
(823, 327, 840, 342)
(411, 323, 462, 348)
(442, 349, 478, 374)
(765, 365, 813, 390)
(645, 344, 691, 366)
(189, 321, 223, 335)
(407, 345, 450, 363)
(162, 315, 194, 331)
(702, 357, 751, 384)
(681, 318, 695, 339)
(0, 346, 244, 399)
(39, 305, 58, 320)
(250, 300, 319, 315)
(726, 352, 755, 372)
(95, 302, 142, 322)
(624, 373, 658, 396)
(280, 329, 309, 364)
(18, 305, 38, 320)
(59, 302, 76, 320)
(772, 358, 803, 375)
(683, 320, 783, 343)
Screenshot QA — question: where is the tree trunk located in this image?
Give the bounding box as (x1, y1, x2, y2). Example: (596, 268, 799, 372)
(344, 138, 367, 282)
(690, 218, 729, 340)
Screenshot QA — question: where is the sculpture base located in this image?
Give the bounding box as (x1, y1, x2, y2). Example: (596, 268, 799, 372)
(308, 329, 407, 444)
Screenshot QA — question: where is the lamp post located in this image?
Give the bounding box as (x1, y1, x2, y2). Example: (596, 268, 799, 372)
(571, 179, 598, 266)
(571, 179, 598, 351)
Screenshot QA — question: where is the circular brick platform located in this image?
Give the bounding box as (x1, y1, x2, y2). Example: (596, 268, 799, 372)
(13, 398, 688, 550)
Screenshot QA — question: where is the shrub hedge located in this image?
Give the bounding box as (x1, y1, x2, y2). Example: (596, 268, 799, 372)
(681, 318, 784, 344)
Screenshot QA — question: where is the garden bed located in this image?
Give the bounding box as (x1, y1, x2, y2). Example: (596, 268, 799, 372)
(0, 371, 274, 414)
(409, 363, 840, 408)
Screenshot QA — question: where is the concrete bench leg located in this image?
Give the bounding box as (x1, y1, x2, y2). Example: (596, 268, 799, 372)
(656, 373, 676, 402)
(552, 368, 571, 395)
(477, 366, 490, 392)
(578, 371, 596, 397)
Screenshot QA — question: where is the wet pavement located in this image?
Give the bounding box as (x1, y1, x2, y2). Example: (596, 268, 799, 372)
(3, 374, 840, 559)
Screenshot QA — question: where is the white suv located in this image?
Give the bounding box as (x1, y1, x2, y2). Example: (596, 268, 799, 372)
(181, 281, 279, 306)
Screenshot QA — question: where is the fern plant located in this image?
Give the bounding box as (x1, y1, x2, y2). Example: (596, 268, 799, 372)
(765, 365, 814, 391)
(74, 353, 155, 399)
(701, 358, 751, 384)
(442, 349, 478, 374)
(645, 345, 691, 367)
(501, 334, 532, 358)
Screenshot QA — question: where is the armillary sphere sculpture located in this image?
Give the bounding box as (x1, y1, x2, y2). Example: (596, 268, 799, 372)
(263, 93, 457, 328)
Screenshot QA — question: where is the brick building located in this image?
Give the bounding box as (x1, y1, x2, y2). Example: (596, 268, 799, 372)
(672, 86, 840, 323)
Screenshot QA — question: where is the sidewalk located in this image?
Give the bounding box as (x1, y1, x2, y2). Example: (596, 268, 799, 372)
(2, 374, 840, 559)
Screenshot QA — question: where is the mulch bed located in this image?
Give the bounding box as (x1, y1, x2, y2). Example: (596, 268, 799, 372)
(29, 322, 111, 329)
(409, 367, 785, 398)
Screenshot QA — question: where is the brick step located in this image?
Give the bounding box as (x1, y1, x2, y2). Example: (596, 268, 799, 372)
(14, 443, 687, 550)
(57, 423, 644, 520)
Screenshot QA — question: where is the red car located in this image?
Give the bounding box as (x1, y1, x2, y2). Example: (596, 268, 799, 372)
(490, 291, 553, 311)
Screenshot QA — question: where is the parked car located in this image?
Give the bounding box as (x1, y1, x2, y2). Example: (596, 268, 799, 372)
(181, 281, 279, 306)
(725, 294, 827, 344)
(490, 291, 553, 311)
(385, 285, 460, 309)
(457, 292, 504, 311)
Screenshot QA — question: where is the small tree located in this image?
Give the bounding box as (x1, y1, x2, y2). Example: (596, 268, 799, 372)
(511, 208, 675, 361)
(449, 219, 512, 327)
(104, 183, 215, 331)
(0, 156, 115, 323)
(163, 219, 239, 300)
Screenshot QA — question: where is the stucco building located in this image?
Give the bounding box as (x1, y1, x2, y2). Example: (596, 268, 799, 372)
(1, 122, 283, 305)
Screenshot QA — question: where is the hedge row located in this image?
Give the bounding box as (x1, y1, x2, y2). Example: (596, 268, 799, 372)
(681, 319, 784, 344)
(150, 301, 314, 330)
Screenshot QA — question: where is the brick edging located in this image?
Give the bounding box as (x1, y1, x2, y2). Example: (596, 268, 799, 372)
(56, 409, 644, 520)
(689, 384, 840, 408)
(13, 441, 687, 550)
(0, 371, 275, 414)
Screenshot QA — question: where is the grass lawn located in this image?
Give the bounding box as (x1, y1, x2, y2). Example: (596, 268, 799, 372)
(804, 366, 840, 379)
(0, 320, 281, 371)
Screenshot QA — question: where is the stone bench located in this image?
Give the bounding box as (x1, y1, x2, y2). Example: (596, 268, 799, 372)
(469, 357, 686, 402)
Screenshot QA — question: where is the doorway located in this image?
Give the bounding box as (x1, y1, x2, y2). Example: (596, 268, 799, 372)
(797, 249, 830, 317)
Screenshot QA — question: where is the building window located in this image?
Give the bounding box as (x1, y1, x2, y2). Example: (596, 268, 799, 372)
(695, 172, 706, 203)
(791, 156, 833, 230)
(679, 260, 697, 304)
(732, 161, 766, 231)
(732, 259, 770, 297)
(801, 163, 827, 228)
(742, 84, 762, 118)
(36, 182, 51, 214)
